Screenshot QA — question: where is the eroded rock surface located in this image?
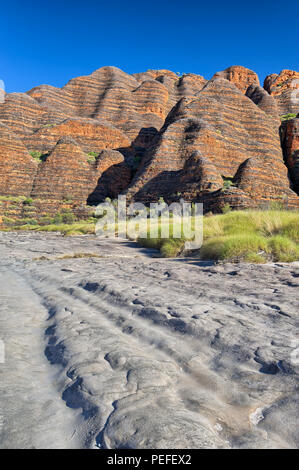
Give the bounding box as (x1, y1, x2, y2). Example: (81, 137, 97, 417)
(280, 115, 299, 194)
(0, 232, 298, 449)
(264, 70, 299, 115)
(0, 65, 299, 224)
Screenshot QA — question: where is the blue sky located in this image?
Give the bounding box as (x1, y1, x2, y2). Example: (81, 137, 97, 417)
(1, 0, 298, 93)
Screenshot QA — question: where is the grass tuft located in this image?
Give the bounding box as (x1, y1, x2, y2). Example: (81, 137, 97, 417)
(201, 210, 299, 262)
(137, 210, 299, 262)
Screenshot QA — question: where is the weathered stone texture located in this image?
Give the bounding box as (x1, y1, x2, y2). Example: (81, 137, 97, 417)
(23, 117, 130, 155)
(0, 123, 37, 196)
(212, 65, 260, 93)
(31, 137, 95, 202)
(234, 156, 299, 208)
(125, 78, 289, 207)
(264, 70, 299, 115)
(0, 65, 298, 215)
(280, 116, 299, 194)
(245, 84, 279, 119)
(27, 67, 168, 141)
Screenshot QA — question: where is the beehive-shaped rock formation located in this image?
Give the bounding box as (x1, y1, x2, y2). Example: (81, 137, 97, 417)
(0, 64, 298, 223)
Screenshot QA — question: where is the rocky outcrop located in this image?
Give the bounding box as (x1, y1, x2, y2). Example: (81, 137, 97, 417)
(0, 93, 65, 137)
(27, 67, 169, 141)
(280, 115, 299, 194)
(178, 153, 224, 197)
(234, 156, 299, 208)
(212, 65, 260, 93)
(264, 70, 299, 115)
(0, 123, 37, 196)
(23, 117, 130, 155)
(31, 141, 131, 207)
(245, 84, 279, 119)
(88, 151, 131, 204)
(133, 70, 207, 108)
(0, 64, 299, 220)
(31, 137, 95, 202)
(125, 78, 289, 208)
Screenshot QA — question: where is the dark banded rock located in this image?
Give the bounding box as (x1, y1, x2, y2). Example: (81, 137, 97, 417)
(31, 141, 131, 205)
(23, 117, 130, 155)
(133, 70, 207, 108)
(0, 123, 37, 196)
(245, 84, 280, 119)
(125, 78, 285, 206)
(0, 65, 298, 216)
(0, 93, 65, 137)
(212, 65, 260, 93)
(264, 70, 299, 115)
(280, 115, 299, 194)
(27, 67, 169, 141)
(201, 187, 255, 213)
(31, 137, 93, 202)
(234, 156, 299, 208)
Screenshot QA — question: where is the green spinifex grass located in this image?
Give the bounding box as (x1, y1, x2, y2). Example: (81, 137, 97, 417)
(138, 210, 299, 262)
(3, 209, 299, 262)
(4, 221, 96, 236)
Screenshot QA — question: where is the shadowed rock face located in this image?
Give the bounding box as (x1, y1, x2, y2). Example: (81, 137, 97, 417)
(245, 84, 279, 119)
(0, 64, 299, 220)
(280, 115, 299, 194)
(125, 78, 297, 208)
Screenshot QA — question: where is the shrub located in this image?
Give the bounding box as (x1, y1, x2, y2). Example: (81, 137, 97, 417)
(19, 218, 38, 225)
(41, 123, 55, 128)
(200, 210, 299, 262)
(87, 152, 98, 163)
(268, 199, 288, 211)
(136, 209, 299, 262)
(0, 195, 26, 203)
(160, 238, 185, 257)
(222, 176, 235, 191)
(40, 216, 55, 225)
(280, 113, 297, 122)
(53, 213, 63, 224)
(61, 210, 76, 224)
(3, 216, 15, 225)
(29, 151, 47, 162)
(23, 197, 33, 206)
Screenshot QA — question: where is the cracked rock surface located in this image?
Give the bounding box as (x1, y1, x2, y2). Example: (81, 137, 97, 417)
(0, 232, 298, 448)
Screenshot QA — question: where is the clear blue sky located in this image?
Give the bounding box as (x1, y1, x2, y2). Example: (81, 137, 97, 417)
(1, 0, 298, 93)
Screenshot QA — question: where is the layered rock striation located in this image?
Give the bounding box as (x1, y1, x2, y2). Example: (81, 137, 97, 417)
(280, 115, 299, 194)
(264, 70, 299, 115)
(0, 64, 299, 224)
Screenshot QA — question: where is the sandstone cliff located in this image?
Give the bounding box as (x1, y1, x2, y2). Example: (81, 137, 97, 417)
(264, 70, 299, 115)
(0, 65, 298, 225)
